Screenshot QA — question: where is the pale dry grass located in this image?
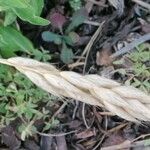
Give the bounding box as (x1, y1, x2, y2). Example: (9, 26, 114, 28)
(0, 57, 149, 122)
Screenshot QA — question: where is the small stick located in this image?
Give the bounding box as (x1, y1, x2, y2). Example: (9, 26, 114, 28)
(71, 21, 105, 68)
(101, 138, 150, 150)
(111, 33, 150, 58)
(82, 21, 105, 58)
(93, 134, 106, 150)
(68, 62, 84, 69)
(107, 123, 128, 133)
(87, 0, 108, 7)
(37, 130, 76, 137)
(83, 21, 105, 73)
(101, 140, 131, 150)
(72, 101, 79, 119)
(132, 0, 150, 10)
(82, 103, 90, 129)
(84, 20, 101, 26)
(51, 102, 67, 119)
(132, 133, 150, 142)
(98, 112, 114, 116)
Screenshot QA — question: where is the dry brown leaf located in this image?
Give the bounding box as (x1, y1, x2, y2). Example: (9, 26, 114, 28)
(75, 129, 96, 139)
(96, 48, 113, 66)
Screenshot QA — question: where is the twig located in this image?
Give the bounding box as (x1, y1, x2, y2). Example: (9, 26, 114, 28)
(132, 0, 150, 10)
(72, 101, 79, 119)
(37, 130, 76, 137)
(69, 21, 105, 70)
(68, 62, 84, 69)
(82, 21, 105, 59)
(84, 20, 101, 26)
(107, 123, 128, 134)
(98, 112, 114, 116)
(51, 102, 67, 119)
(87, 0, 108, 7)
(93, 134, 106, 150)
(83, 21, 105, 73)
(101, 140, 131, 150)
(111, 33, 150, 58)
(82, 103, 90, 129)
(101, 138, 150, 150)
(132, 133, 150, 142)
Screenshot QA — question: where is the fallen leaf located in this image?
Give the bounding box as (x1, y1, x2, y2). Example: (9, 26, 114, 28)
(40, 136, 53, 150)
(68, 120, 82, 129)
(102, 132, 126, 147)
(96, 47, 113, 66)
(56, 136, 68, 150)
(139, 18, 150, 33)
(1, 126, 21, 150)
(75, 129, 96, 139)
(24, 139, 40, 150)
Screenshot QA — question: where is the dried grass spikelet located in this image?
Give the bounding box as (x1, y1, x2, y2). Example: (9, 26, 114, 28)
(0, 57, 150, 122)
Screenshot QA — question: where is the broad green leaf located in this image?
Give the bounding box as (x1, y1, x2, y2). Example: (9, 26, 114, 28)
(0, 0, 29, 8)
(4, 11, 17, 26)
(42, 31, 62, 44)
(0, 49, 16, 58)
(13, 7, 50, 26)
(30, 0, 44, 15)
(0, 26, 35, 57)
(0, 0, 49, 26)
(60, 44, 74, 63)
(0, 6, 9, 11)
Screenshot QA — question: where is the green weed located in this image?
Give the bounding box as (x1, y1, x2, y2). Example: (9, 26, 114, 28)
(0, 64, 59, 140)
(69, 0, 82, 11)
(42, 8, 88, 64)
(114, 43, 150, 93)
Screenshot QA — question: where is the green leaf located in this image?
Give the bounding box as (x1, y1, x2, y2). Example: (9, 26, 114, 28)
(60, 44, 74, 64)
(30, 0, 44, 16)
(42, 31, 62, 44)
(0, 103, 7, 113)
(113, 59, 124, 65)
(33, 49, 51, 62)
(0, 0, 29, 8)
(0, 0, 49, 26)
(69, 0, 82, 11)
(63, 36, 74, 45)
(66, 8, 88, 33)
(4, 11, 17, 26)
(13, 7, 50, 26)
(132, 78, 141, 87)
(0, 26, 35, 57)
(0, 49, 16, 58)
(0, 6, 9, 11)
(116, 69, 126, 75)
(63, 33, 79, 46)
